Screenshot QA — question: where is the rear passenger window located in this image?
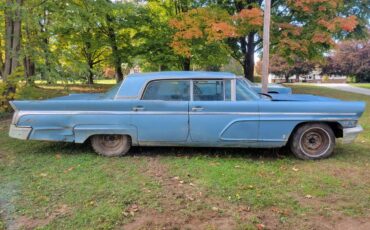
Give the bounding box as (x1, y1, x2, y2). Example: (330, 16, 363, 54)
(193, 80, 224, 101)
(142, 80, 190, 101)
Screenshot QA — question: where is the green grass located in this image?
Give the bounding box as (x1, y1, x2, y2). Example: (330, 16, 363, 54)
(350, 83, 370, 89)
(0, 83, 369, 229)
(0, 128, 161, 229)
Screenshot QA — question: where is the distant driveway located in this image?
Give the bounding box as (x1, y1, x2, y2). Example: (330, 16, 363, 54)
(317, 83, 370, 96)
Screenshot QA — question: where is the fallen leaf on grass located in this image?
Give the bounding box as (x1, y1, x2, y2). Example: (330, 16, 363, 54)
(305, 194, 313, 199)
(212, 207, 219, 211)
(256, 223, 265, 230)
(238, 206, 251, 212)
(40, 173, 48, 177)
(234, 165, 241, 168)
(125, 204, 139, 216)
(292, 166, 299, 172)
(186, 195, 195, 201)
(55, 154, 62, 159)
(64, 167, 75, 173)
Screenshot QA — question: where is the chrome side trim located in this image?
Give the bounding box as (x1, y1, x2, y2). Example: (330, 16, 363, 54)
(13, 110, 357, 125)
(342, 125, 363, 144)
(190, 112, 356, 116)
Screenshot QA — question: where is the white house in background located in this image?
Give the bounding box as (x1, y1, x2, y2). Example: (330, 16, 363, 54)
(268, 67, 347, 83)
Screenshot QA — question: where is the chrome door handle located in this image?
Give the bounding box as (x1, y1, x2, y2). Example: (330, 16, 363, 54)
(192, 106, 204, 112)
(132, 106, 144, 111)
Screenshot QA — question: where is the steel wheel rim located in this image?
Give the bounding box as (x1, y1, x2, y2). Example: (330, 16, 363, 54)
(100, 135, 123, 150)
(299, 127, 331, 158)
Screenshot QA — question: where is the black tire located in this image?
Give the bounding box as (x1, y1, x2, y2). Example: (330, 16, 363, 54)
(290, 123, 335, 160)
(91, 135, 131, 157)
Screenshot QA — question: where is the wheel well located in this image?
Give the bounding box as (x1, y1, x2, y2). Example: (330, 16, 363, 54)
(289, 121, 343, 142)
(86, 134, 132, 143)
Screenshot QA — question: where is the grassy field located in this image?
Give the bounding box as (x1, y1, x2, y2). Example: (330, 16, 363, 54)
(350, 83, 370, 89)
(0, 84, 369, 229)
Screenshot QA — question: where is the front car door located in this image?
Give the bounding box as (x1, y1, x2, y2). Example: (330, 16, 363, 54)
(131, 79, 190, 143)
(189, 78, 260, 146)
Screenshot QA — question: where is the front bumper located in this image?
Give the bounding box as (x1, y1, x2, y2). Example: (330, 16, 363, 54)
(342, 125, 363, 144)
(9, 125, 32, 140)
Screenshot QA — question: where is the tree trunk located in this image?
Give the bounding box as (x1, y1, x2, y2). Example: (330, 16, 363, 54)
(38, 8, 51, 81)
(4, 0, 23, 80)
(240, 33, 255, 82)
(0, 38, 4, 77)
(23, 57, 35, 84)
(183, 57, 191, 71)
(106, 14, 123, 83)
(87, 60, 94, 85)
(285, 74, 289, 83)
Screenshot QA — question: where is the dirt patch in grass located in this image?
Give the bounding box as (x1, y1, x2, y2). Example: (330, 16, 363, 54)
(122, 156, 237, 229)
(291, 193, 370, 230)
(121, 156, 280, 229)
(12, 204, 69, 230)
(301, 215, 370, 230)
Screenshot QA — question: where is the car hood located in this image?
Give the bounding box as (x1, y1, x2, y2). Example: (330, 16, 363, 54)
(254, 83, 285, 88)
(270, 94, 341, 102)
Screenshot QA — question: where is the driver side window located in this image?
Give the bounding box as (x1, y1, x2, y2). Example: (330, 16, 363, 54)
(193, 80, 231, 101)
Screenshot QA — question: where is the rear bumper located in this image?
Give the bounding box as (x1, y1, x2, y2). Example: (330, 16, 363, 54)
(9, 125, 32, 140)
(342, 125, 363, 144)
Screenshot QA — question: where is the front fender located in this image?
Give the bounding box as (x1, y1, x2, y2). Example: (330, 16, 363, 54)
(74, 125, 138, 145)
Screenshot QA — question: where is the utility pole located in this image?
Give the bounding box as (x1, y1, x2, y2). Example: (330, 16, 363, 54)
(261, 0, 271, 94)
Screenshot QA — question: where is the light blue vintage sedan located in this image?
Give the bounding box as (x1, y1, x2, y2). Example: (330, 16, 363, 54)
(9, 71, 365, 160)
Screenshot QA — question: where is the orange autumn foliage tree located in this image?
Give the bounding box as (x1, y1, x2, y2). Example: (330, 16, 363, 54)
(274, 0, 359, 62)
(169, 7, 262, 65)
(169, 1, 362, 80)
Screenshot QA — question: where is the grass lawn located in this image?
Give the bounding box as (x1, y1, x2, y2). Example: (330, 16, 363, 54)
(0, 84, 369, 229)
(350, 83, 370, 89)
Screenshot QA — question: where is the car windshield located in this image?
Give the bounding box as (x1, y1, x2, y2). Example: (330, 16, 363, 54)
(243, 78, 257, 87)
(104, 83, 121, 98)
(236, 78, 262, 100)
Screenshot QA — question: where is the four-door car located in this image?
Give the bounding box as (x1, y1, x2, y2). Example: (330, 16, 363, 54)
(9, 71, 365, 160)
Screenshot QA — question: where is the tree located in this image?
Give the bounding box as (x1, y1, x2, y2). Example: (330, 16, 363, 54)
(267, 54, 315, 82)
(169, 7, 238, 71)
(171, 0, 367, 81)
(56, 0, 110, 84)
(3, 0, 23, 80)
(135, 1, 184, 72)
(322, 40, 370, 82)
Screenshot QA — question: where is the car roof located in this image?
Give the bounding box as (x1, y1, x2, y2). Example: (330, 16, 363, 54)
(127, 71, 236, 80)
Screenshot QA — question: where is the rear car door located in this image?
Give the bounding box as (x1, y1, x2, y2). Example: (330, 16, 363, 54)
(131, 79, 190, 143)
(189, 78, 259, 144)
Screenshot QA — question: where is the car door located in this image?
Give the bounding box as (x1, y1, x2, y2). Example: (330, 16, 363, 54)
(189, 78, 259, 144)
(131, 79, 190, 143)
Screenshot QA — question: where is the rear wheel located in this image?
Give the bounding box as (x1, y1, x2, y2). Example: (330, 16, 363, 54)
(290, 123, 335, 160)
(91, 135, 131, 157)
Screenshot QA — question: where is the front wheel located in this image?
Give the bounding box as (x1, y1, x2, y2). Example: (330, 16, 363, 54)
(91, 135, 131, 157)
(290, 123, 335, 160)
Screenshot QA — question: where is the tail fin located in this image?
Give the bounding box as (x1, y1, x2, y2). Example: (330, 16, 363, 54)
(9, 101, 18, 111)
